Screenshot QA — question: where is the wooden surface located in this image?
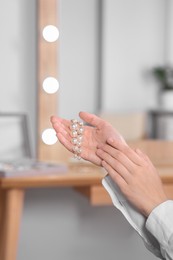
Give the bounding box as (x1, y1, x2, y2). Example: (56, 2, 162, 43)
(0, 163, 173, 205)
(75, 165, 173, 205)
(0, 163, 104, 189)
(37, 0, 59, 162)
(0, 190, 24, 260)
(128, 139, 173, 166)
(0, 189, 6, 259)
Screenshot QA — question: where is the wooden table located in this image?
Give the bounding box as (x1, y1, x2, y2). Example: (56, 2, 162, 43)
(0, 161, 173, 260)
(0, 163, 105, 260)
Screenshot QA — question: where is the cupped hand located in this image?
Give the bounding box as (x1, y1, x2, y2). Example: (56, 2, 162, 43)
(50, 111, 126, 166)
(96, 139, 168, 216)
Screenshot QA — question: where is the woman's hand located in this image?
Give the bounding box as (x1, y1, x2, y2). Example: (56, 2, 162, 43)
(50, 111, 126, 166)
(96, 139, 168, 216)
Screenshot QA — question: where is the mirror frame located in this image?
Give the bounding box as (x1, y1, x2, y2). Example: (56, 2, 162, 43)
(37, 0, 59, 162)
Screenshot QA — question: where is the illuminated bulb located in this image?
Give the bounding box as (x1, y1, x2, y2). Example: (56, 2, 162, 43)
(42, 25, 59, 42)
(43, 77, 59, 94)
(42, 128, 58, 145)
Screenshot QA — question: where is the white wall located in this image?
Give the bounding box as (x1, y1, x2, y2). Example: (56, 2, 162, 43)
(0, 0, 37, 155)
(58, 0, 99, 119)
(0, 0, 169, 260)
(59, 0, 167, 117)
(167, 0, 173, 64)
(101, 0, 166, 113)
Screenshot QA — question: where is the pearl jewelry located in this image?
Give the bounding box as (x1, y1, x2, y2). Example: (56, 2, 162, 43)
(72, 130, 78, 137)
(72, 138, 78, 144)
(78, 127, 84, 134)
(70, 119, 84, 160)
(78, 135, 83, 141)
(70, 123, 78, 130)
(79, 121, 84, 126)
(71, 119, 78, 124)
(77, 141, 81, 146)
(72, 146, 79, 153)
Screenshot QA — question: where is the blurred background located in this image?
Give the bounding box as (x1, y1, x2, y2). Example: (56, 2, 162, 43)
(0, 0, 173, 259)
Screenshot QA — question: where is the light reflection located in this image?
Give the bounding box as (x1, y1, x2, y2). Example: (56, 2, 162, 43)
(42, 77, 59, 94)
(41, 128, 58, 145)
(42, 25, 59, 42)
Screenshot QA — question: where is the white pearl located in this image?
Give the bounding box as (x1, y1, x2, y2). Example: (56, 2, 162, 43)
(77, 148, 82, 154)
(78, 135, 83, 141)
(70, 123, 78, 130)
(78, 127, 84, 134)
(73, 146, 78, 152)
(72, 138, 77, 144)
(78, 121, 84, 126)
(71, 119, 78, 124)
(72, 130, 78, 137)
(77, 141, 81, 146)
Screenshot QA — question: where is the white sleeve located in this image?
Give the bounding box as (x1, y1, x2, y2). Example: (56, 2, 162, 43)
(102, 174, 163, 259)
(146, 200, 173, 260)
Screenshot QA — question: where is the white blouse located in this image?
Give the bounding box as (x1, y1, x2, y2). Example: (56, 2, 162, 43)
(146, 200, 173, 259)
(102, 175, 173, 260)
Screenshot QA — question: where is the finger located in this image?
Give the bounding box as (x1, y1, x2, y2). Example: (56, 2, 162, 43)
(102, 160, 128, 188)
(50, 116, 69, 128)
(51, 117, 72, 137)
(79, 111, 105, 128)
(50, 115, 58, 124)
(97, 143, 136, 174)
(52, 122, 70, 138)
(135, 148, 151, 163)
(97, 148, 131, 182)
(57, 132, 73, 153)
(82, 149, 102, 166)
(51, 116, 71, 134)
(107, 138, 143, 166)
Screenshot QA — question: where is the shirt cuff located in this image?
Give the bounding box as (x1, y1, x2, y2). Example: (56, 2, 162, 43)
(146, 200, 173, 247)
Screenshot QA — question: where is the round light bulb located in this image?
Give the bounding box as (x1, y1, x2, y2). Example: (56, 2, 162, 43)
(41, 128, 58, 145)
(42, 77, 59, 94)
(42, 25, 59, 42)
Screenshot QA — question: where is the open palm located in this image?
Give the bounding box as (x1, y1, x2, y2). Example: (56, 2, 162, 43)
(51, 111, 126, 165)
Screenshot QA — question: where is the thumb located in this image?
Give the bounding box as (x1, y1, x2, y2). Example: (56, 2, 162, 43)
(79, 111, 104, 127)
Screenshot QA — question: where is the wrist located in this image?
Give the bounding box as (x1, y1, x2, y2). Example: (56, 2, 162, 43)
(144, 196, 168, 217)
